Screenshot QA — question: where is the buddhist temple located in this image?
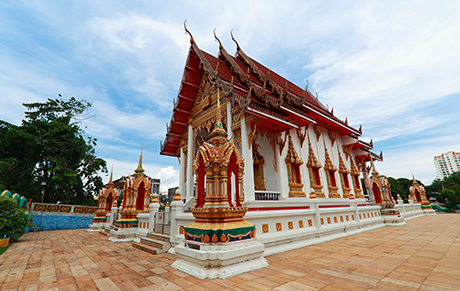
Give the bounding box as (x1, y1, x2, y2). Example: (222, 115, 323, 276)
(156, 24, 436, 278)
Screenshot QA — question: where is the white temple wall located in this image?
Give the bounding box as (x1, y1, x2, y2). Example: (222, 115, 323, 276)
(170, 202, 385, 255)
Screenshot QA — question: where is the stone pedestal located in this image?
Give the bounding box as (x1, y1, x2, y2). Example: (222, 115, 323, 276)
(148, 202, 160, 233)
(170, 199, 184, 247)
(108, 228, 138, 242)
(87, 223, 105, 232)
(423, 208, 436, 215)
(172, 239, 268, 279)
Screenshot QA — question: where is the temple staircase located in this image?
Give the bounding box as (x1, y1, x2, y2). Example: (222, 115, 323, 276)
(99, 229, 110, 236)
(132, 233, 171, 255)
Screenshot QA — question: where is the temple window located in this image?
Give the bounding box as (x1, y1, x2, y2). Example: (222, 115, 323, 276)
(285, 132, 305, 197)
(253, 143, 266, 191)
(324, 147, 340, 198)
(349, 157, 364, 198)
(338, 152, 351, 198)
(306, 134, 324, 198)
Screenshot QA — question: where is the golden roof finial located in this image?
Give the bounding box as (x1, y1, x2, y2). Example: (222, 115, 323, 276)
(213, 28, 223, 49)
(184, 20, 195, 44)
(109, 165, 113, 182)
(135, 144, 144, 173)
(411, 170, 416, 181)
(216, 84, 222, 123)
(230, 30, 241, 51)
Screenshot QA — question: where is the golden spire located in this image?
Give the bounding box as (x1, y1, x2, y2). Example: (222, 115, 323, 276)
(109, 165, 113, 182)
(216, 84, 222, 123)
(135, 144, 144, 173)
(207, 82, 228, 147)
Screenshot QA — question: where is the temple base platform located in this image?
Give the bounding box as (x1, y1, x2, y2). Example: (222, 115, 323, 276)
(172, 239, 268, 279)
(422, 206, 436, 215)
(108, 227, 138, 242)
(87, 223, 106, 232)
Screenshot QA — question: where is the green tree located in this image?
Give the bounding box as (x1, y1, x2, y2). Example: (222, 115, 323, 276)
(433, 172, 460, 210)
(0, 97, 107, 205)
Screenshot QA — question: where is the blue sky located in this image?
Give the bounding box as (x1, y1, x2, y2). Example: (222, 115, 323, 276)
(1, 1, 459, 190)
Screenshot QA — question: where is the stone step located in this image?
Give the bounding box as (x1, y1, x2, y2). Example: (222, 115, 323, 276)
(99, 230, 109, 236)
(140, 237, 170, 253)
(147, 232, 170, 243)
(132, 242, 159, 255)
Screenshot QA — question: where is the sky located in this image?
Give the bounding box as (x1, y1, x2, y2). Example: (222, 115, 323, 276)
(1, 1, 459, 190)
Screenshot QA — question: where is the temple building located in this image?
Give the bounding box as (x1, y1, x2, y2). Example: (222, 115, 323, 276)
(155, 25, 436, 278)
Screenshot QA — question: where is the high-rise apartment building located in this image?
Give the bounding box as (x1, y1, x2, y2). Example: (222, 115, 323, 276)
(433, 151, 460, 179)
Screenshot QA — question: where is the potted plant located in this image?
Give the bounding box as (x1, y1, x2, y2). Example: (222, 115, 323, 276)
(0, 196, 35, 245)
(0, 218, 7, 247)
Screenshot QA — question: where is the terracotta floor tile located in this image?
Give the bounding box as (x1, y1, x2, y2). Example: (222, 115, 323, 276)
(1, 214, 460, 291)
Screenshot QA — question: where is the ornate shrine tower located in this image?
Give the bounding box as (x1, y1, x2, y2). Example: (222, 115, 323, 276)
(108, 147, 152, 242)
(367, 159, 395, 207)
(172, 79, 267, 279)
(409, 173, 432, 210)
(88, 167, 118, 231)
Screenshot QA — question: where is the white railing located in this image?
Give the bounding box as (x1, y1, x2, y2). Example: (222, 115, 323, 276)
(255, 191, 280, 201)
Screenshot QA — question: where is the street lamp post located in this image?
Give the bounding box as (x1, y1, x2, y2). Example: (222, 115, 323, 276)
(39, 181, 46, 231)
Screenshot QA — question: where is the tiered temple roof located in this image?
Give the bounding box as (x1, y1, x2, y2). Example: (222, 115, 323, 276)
(160, 25, 380, 162)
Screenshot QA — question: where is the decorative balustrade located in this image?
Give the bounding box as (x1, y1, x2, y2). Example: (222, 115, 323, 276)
(30, 202, 96, 215)
(255, 191, 280, 201)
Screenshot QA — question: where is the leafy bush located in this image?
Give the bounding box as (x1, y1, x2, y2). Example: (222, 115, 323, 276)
(0, 196, 35, 238)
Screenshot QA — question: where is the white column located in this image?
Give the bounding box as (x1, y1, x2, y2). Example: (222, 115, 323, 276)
(186, 125, 194, 201)
(241, 116, 255, 201)
(227, 102, 233, 140)
(179, 148, 185, 201)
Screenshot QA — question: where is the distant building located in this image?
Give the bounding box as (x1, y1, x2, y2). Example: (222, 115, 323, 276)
(167, 187, 179, 203)
(434, 151, 460, 179)
(151, 178, 161, 195)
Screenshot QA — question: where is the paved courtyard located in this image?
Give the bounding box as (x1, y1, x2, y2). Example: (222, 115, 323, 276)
(1, 214, 459, 291)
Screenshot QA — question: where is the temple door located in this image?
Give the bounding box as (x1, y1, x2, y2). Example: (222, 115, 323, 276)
(136, 182, 145, 210)
(372, 183, 382, 204)
(106, 194, 113, 212)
